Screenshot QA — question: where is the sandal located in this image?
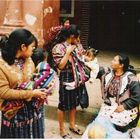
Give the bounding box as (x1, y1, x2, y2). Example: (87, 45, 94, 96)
(69, 127, 83, 135)
(61, 133, 72, 139)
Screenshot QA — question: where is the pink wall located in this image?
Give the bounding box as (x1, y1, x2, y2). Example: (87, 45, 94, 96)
(43, 0, 60, 42)
(0, 0, 60, 47)
(0, 1, 6, 25)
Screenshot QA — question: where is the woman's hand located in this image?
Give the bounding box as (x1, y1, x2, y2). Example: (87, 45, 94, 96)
(58, 44, 76, 70)
(114, 105, 125, 113)
(33, 89, 47, 99)
(66, 45, 76, 55)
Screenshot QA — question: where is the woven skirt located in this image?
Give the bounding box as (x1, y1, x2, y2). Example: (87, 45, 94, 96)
(58, 66, 88, 111)
(0, 102, 44, 138)
(58, 84, 88, 111)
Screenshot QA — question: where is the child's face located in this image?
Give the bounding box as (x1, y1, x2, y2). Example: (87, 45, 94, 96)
(84, 53, 93, 62)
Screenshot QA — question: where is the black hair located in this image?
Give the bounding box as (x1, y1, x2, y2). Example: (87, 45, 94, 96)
(118, 54, 136, 74)
(61, 17, 70, 26)
(86, 48, 99, 57)
(0, 28, 37, 65)
(68, 24, 80, 38)
(31, 47, 47, 67)
(0, 35, 8, 49)
(118, 54, 129, 72)
(54, 24, 80, 45)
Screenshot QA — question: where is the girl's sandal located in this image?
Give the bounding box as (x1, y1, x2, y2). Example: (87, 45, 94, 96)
(61, 133, 72, 139)
(69, 127, 83, 135)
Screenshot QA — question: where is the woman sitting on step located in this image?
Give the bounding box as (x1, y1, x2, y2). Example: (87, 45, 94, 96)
(82, 54, 140, 138)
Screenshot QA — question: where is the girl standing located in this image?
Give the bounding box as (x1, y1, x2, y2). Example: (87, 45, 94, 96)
(51, 24, 87, 138)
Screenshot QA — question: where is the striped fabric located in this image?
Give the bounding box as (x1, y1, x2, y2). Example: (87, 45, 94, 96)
(71, 50, 90, 88)
(46, 25, 63, 42)
(59, 65, 88, 111)
(0, 62, 55, 120)
(1, 103, 44, 138)
(52, 42, 88, 111)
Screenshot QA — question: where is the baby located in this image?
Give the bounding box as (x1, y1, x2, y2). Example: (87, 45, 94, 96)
(1, 61, 55, 120)
(1, 48, 56, 120)
(83, 48, 99, 83)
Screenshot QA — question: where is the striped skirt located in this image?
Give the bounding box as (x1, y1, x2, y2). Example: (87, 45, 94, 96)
(58, 83, 88, 111)
(0, 102, 44, 138)
(58, 68, 88, 111)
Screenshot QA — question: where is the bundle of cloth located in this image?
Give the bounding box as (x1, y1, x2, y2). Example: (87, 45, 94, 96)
(0, 62, 56, 120)
(71, 50, 91, 88)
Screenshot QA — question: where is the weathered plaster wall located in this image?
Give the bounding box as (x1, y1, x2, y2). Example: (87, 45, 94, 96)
(43, 0, 60, 42)
(0, 0, 60, 46)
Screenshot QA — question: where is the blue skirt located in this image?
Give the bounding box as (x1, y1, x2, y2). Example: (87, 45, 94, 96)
(0, 101, 44, 138)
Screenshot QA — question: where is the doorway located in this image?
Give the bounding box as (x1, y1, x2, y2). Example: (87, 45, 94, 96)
(89, 1, 140, 53)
